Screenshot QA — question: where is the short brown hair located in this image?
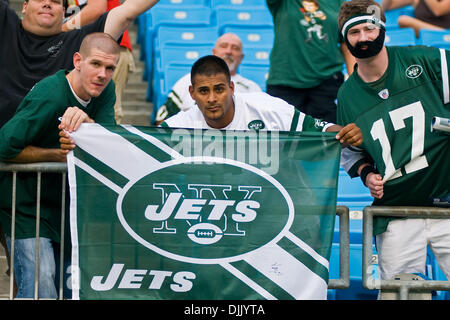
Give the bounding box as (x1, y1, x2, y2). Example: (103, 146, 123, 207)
(79, 32, 120, 59)
(338, 0, 386, 32)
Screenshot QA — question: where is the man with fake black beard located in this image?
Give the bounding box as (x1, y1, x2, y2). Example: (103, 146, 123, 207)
(336, 0, 450, 292)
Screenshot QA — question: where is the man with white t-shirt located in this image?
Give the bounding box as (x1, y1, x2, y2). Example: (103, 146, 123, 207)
(161, 55, 363, 148)
(155, 33, 262, 125)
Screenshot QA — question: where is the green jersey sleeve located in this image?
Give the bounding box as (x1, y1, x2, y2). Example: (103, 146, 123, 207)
(290, 109, 330, 133)
(0, 86, 61, 160)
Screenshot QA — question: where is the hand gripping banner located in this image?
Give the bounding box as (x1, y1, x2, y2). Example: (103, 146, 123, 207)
(66, 124, 341, 300)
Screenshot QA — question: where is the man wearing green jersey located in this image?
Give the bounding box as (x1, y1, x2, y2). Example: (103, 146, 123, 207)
(337, 0, 450, 282)
(0, 32, 119, 298)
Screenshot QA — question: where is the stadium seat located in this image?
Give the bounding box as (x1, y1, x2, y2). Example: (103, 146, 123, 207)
(222, 25, 274, 48)
(213, 6, 273, 34)
(150, 43, 214, 118)
(137, 10, 152, 59)
(149, 6, 212, 31)
(139, 1, 210, 51)
(154, 26, 219, 53)
(425, 249, 450, 300)
(143, 5, 212, 79)
(153, 63, 192, 120)
(154, 43, 215, 78)
(333, 213, 364, 245)
(210, 0, 267, 9)
(336, 168, 373, 244)
(385, 28, 416, 46)
(384, 6, 415, 30)
(159, 0, 209, 6)
(239, 64, 269, 91)
(337, 169, 373, 204)
(417, 29, 450, 49)
(241, 46, 271, 65)
(161, 64, 191, 96)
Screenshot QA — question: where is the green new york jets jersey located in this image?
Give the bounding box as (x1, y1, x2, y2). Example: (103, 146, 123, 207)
(337, 46, 450, 235)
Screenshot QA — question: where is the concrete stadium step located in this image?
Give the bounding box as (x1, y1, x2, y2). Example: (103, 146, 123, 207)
(0, 255, 8, 276)
(0, 275, 10, 299)
(122, 26, 153, 126)
(0, 247, 10, 299)
(121, 104, 152, 126)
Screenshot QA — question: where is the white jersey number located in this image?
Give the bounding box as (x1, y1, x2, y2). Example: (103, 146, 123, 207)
(370, 101, 429, 181)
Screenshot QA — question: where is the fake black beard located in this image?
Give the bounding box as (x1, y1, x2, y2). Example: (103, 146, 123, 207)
(345, 30, 385, 59)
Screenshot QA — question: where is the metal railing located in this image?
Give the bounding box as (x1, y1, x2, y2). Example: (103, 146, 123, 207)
(0, 162, 68, 300)
(362, 206, 450, 300)
(329, 206, 350, 290)
(0, 161, 350, 299)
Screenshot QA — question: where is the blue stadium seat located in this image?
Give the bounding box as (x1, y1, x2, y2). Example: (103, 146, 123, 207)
(426, 248, 450, 300)
(210, 0, 267, 9)
(239, 64, 269, 91)
(138, 1, 210, 50)
(150, 43, 214, 118)
(241, 46, 271, 65)
(384, 6, 415, 30)
(150, 5, 212, 30)
(213, 6, 273, 33)
(222, 25, 274, 48)
(137, 10, 152, 59)
(143, 6, 212, 67)
(153, 63, 192, 121)
(161, 64, 191, 96)
(142, 5, 212, 98)
(385, 28, 416, 46)
(333, 214, 364, 245)
(159, 0, 209, 6)
(154, 43, 215, 78)
(337, 169, 373, 204)
(417, 29, 450, 49)
(154, 26, 219, 53)
(336, 168, 373, 244)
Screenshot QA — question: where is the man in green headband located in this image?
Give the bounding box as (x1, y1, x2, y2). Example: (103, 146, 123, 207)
(336, 0, 450, 291)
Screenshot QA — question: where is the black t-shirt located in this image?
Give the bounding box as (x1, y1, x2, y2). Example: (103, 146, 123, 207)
(0, 1, 108, 128)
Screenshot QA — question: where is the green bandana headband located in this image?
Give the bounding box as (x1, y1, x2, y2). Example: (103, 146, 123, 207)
(341, 14, 386, 38)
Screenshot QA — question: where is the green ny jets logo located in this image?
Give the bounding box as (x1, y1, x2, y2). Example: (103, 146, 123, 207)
(248, 120, 265, 131)
(405, 64, 423, 79)
(117, 157, 293, 264)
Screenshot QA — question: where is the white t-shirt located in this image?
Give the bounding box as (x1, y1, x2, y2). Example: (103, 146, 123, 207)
(162, 91, 333, 132)
(156, 73, 262, 122)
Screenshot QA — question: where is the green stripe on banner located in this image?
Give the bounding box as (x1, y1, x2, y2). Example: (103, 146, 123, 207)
(75, 146, 129, 189)
(230, 260, 296, 300)
(277, 237, 329, 283)
(104, 125, 174, 163)
(289, 109, 300, 132)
